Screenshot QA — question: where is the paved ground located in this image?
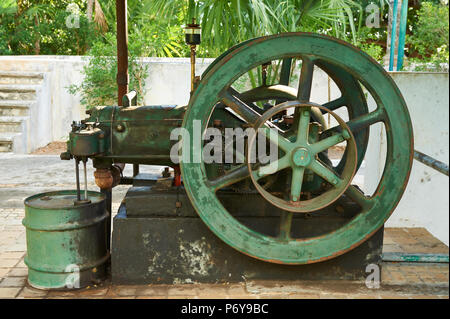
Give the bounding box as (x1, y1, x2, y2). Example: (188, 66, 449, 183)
(0, 154, 448, 299)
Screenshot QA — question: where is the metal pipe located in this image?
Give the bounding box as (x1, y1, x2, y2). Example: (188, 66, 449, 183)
(190, 45, 196, 93)
(389, 0, 399, 71)
(397, 0, 408, 70)
(83, 159, 88, 200)
(382, 252, 449, 263)
(75, 159, 81, 201)
(116, 0, 128, 106)
(414, 150, 449, 176)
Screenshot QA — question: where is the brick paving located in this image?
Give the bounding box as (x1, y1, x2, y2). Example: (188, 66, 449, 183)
(0, 157, 447, 299)
(0, 206, 448, 299)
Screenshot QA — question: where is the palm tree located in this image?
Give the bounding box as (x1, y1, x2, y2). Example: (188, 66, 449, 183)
(147, 0, 362, 56)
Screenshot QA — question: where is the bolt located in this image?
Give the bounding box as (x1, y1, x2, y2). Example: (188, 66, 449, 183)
(332, 178, 339, 185)
(292, 196, 298, 202)
(303, 110, 309, 117)
(116, 124, 125, 132)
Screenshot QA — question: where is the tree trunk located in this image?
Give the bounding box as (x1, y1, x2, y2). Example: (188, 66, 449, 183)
(87, 0, 94, 22)
(34, 16, 40, 55)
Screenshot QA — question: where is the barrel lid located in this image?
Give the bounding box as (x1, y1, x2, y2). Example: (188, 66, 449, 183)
(25, 190, 104, 209)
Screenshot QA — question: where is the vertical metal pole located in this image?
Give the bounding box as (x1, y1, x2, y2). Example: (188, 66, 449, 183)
(190, 45, 196, 94)
(116, 0, 128, 106)
(389, 0, 399, 71)
(101, 188, 112, 252)
(83, 159, 88, 200)
(397, 0, 408, 71)
(75, 159, 81, 201)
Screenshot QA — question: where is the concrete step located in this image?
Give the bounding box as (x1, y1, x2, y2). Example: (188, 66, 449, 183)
(0, 116, 25, 133)
(0, 100, 32, 116)
(0, 84, 39, 100)
(0, 71, 44, 85)
(0, 132, 15, 152)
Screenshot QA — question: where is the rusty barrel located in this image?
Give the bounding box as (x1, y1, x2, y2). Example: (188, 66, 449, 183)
(23, 190, 109, 289)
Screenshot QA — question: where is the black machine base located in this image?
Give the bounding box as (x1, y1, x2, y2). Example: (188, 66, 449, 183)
(111, 184, 384, 284)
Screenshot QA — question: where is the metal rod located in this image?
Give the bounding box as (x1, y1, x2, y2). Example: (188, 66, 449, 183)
(190, 44, 196, 93)
(382, 252, 449, 263)
(101, 188, 112, 252)
(75, 159, 81, 201)
(389, 0, 399, 71)
(397, 0, 408, 70)
(116, 0, 128, 106)
(83, 159, 88, 200)
(414, 150, 449, 176)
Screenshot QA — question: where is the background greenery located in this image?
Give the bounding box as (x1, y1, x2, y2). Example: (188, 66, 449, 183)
(1, 0, 448, 106)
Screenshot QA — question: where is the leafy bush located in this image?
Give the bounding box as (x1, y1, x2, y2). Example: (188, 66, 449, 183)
(406, 1, 449, 70)
(68, 33, 149, 108)
(0, 0, 97, 55)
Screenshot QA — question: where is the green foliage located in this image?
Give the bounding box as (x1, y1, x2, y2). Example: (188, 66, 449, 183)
(355, 26, 386, 63)
(406, 1, 449, 70)
(148, 0, 364, 57)
(67, 33, 149, 108)
(0, 0, 97, 55)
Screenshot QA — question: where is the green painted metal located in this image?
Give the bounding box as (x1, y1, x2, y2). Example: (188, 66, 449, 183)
(69, 128, 105, 157)
(181, 33, 414, 264)
(382, 252, 449, 263)
(247, 102, 358, 213)
(397, 0, 409, 71)
(23, 190, 109, 289)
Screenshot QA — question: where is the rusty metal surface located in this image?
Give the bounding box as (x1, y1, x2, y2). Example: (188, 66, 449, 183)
(116, 0, 128, 106)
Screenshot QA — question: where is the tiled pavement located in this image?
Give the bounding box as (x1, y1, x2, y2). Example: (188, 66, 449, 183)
(0, 206, 448, 299)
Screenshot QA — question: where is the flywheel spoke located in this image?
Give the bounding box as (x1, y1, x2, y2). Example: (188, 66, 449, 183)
(310, 130, 350, 154)
(309, 159, 342, 187)
(257, 155, 290, 179)
(207, 164, 249, 191)
(296, 108, 310, 144)
(345, 185, 373, 209)
(221, 88, 261, 124)
(322, 96, 346, 112)
(324, 108, 385, 136)
(297, 56, 315, 102)
(260, 127, 293, 153)
(278, 211, 294, 240)
(279, 58, 293, 86)
(290, 167, 305, 202)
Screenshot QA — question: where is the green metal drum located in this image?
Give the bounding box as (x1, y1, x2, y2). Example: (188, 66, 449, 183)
(23, 190, 109, 289)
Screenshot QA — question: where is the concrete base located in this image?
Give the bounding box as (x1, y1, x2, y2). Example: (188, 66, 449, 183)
(111, 186, 384, 284)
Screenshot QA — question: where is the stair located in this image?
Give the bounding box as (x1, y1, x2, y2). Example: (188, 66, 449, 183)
(0, 72, 44, 153)
(0, 133, 14, 152)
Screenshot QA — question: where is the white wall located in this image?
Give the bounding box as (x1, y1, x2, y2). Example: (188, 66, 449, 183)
(0, 56, 448, 244)
(0, 56, 214, 141)
(364, 72, 449, 245)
